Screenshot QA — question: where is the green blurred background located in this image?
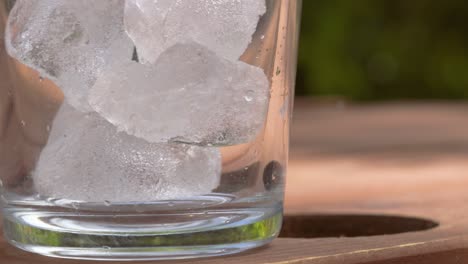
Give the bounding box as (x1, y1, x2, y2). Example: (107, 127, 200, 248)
(296, 0, 468, 101)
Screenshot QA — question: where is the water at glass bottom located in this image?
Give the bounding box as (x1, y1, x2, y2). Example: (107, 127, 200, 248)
(1, 194, 282, 260)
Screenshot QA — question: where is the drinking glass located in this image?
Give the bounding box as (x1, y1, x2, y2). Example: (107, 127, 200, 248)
(0, 0, 301, 260)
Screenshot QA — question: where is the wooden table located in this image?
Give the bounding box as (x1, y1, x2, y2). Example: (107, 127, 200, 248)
(2, 98, 468, 263)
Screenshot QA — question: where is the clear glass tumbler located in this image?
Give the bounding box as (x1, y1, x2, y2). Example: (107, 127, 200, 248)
(0, 0, 301, 260)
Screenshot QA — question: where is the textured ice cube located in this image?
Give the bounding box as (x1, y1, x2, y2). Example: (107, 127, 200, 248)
(5, 0, 133, 111)
(33, 103, 221, 202)
(124, 0, 266, 64)
(89, 42, 270, 146)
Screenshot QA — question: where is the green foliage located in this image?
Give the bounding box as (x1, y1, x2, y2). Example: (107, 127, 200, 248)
(297, 0, 468, 100)
(4, 213, 282, 248)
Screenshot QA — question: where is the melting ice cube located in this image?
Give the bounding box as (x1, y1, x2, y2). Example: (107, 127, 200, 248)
(89, 42, 270, 146)
(5, 0, 133, 111)
(34, 103, 222, 202)
(124, 0, 266, 63)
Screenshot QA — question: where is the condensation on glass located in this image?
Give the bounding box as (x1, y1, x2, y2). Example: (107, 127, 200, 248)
(0, 0, 301, 260)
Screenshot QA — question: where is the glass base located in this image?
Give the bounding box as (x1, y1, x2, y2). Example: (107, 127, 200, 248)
(8, 239, 274, 261)
(2, 199, 282, 260)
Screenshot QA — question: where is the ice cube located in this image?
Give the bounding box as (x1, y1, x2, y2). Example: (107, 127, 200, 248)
(89, 42, 270, 146)
(33, 103, 222, 202)
(124, 0, 266, 64)
(5, 0, 134, 111)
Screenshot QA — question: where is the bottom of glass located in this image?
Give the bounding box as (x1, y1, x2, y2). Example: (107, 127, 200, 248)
(3, 206, 282, 261)
(7, 239, 275, 261)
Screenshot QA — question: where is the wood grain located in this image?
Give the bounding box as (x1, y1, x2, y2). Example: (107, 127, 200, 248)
(2, 98, 468, 263)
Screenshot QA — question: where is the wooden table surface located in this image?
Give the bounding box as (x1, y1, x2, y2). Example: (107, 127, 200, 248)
(2, 98, 468, 263)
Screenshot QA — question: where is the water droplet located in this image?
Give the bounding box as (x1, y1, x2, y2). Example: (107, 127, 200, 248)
(260, 35, 265, 40)
(38, 76, 44, 82)
(103, 246, 111, 250)
(46, 125, 51, 132)
(168, 202, 175, 207)
(263, 161, 284, 191)
(244, 90, 254, 102)
(104, 200, 111, 206)
(276, 67, 281, 76)
(20, 120, 26, 127)
(71, 202, 79, 210)
(46, 197, 57, 203)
